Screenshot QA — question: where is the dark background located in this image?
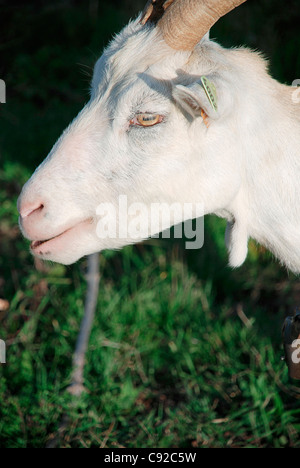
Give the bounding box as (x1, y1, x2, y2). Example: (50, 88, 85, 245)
(1, 0, 300, 168)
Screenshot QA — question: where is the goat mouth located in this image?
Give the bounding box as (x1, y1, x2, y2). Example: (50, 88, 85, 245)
(31, 239, 48, 249)
(31, 228, 75, 251)
(30, 218, 94, 255)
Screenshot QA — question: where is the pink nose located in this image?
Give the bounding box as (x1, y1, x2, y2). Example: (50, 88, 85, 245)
(19, 202, 44, 219)
(18, 199, 47, 240)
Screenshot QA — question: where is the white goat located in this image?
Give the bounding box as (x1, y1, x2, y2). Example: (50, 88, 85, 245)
(18, 0, 300, 272)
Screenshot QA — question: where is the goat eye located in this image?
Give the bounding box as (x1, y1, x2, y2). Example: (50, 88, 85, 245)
(131, 114, 163, 128)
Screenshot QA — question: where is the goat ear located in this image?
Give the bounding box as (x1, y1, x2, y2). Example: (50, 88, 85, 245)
(173, 76, 220, 120)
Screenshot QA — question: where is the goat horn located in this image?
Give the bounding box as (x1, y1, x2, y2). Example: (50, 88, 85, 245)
(141, 0, 174, 25)
(141, 0, 247, 51)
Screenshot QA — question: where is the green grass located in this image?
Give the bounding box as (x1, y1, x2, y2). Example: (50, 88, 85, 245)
(1, 0, 300, 449)
(0, 163, 300, 448)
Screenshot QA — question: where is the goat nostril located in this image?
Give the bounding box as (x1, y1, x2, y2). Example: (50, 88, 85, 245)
(20, 203, 44, 219)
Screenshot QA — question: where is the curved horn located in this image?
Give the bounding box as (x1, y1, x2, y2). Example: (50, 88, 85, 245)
(141, 0, 174, 25)
(141, 0, 247, 51)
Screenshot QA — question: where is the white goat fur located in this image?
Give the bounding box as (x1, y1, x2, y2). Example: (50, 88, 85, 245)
(18, 17, 300, 271)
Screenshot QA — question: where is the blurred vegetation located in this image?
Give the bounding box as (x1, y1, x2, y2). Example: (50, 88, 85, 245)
(0, 0, 300, 448)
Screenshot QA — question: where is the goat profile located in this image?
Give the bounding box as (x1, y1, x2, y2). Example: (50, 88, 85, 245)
(18, 0, 300, 272)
